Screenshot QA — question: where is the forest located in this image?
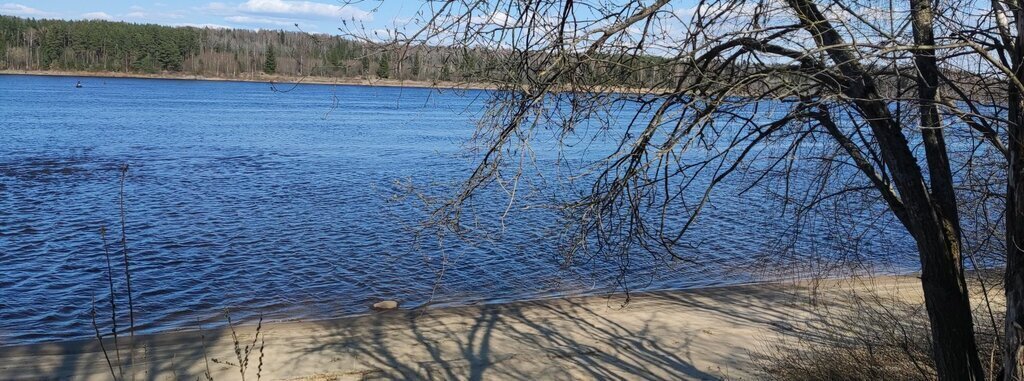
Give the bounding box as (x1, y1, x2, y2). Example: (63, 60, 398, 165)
(0, 15, 670, 86)
(0, 15, 495, 82)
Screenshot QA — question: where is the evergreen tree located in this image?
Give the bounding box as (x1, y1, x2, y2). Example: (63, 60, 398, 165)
(132, 54, 156, 73)
(440, 62, 451, 81)
(360, 55, 370, 76)
(459, 52, 477, 79)
(40, 27, 63, 69)
(411, 52, 421, 78)
(264, 45, 276, 74)
(376, 53, 389, 79)
(0, 38, 7, 68)
(326, 42, 345, 68)
(156, 37, 181, 71)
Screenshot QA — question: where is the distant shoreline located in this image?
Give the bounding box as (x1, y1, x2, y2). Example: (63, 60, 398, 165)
(0, 69, 661, 94)
(0, 69, 497, 91)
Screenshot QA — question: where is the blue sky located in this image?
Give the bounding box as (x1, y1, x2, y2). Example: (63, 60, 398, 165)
(0, 1, 414, 34)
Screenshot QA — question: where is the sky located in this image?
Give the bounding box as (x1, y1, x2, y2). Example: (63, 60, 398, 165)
(0, 0, 416, 34)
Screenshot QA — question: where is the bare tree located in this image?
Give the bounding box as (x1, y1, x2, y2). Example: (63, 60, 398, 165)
(363, 0, 1024, 378)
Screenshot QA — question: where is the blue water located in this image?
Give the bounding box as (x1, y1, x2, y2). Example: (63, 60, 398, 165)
(0, 75, 915, 345)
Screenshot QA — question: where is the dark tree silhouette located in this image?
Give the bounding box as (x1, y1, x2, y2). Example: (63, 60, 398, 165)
(264, 45, 276, 74)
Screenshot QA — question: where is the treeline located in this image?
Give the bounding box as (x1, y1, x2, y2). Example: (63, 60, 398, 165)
(0, 15, 502, 82)
(0, 15, 674, 86)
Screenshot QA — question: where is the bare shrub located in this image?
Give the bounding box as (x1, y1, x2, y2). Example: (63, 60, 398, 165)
(90, 165, 264, 381)
(755, 287, 1002, 381)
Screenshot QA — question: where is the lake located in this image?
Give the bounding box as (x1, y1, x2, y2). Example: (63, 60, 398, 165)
(0, 74, 915, 345)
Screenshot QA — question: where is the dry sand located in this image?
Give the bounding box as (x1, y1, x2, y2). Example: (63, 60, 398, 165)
(0, 276, 926, 380)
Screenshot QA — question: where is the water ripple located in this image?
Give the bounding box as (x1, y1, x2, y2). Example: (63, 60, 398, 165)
(0, 75, 917, 345)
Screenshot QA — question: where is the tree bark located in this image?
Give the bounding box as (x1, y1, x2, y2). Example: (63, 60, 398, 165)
(1005, 5, 1024, 378)
(910, 0, 986, 378)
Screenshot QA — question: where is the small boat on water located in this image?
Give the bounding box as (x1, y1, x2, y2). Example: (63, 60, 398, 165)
(75, 81, 83, 88)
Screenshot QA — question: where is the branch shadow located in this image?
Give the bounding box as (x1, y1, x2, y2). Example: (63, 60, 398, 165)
(1, 279, 902, 380)
(274, 281, 854, 380)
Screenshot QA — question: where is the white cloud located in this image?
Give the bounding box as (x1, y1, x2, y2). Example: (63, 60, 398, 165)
(370, 28, 392, 39)
(471, 11, 511, 27)
(209, 0, 372, 21)
(0, 3, 55, 17)
(124, 9, 185, 20)
(174, 22, 231, 29)
(225, 15, 294, 26)
(81, 11, 113, 20)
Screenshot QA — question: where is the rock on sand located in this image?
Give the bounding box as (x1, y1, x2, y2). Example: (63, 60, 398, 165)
(372, 300, 399, 310)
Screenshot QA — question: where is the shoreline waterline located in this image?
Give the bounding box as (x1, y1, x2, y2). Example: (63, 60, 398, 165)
(0, 267, 918, 348)
(0, 69, 667, 94)
(0, 275, 928, 380)
(0, 69, 497, 90)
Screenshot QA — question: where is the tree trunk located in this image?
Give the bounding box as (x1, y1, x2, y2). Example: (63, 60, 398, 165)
(783, 0, 985, 378)
(909, 0, 986, 377)
(1004, 8, 1024, 377)
(917, 230, 985, 381)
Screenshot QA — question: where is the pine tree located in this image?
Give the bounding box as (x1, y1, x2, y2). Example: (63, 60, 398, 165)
(264, 45, 276, 74)
(0, 38, 7, 68)
(376, 53, 390, 79)
(156, 37, 181, 71)
(411, 52, 421, 78)
(360, 55, 370, 77)
(327, 42, 344, 68)
(40, 27, 63, 69)
(132, 54, 156, 73)
(440, 62, 451, 81)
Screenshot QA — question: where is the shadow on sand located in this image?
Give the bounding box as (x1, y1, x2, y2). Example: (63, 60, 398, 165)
(0, 280, 896, 380)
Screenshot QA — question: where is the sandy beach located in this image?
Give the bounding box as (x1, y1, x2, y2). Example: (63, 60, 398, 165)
(0, 276, 929, 380)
